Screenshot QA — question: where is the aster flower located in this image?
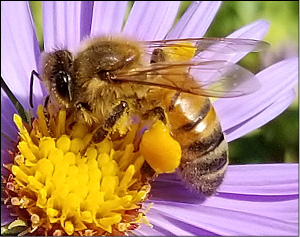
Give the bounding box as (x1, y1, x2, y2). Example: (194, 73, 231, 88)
(1, 1, 298, 236)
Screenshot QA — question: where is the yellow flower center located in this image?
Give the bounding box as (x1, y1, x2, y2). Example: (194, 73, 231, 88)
(6, 105, 151, 235)
(3, 104, 182, 236)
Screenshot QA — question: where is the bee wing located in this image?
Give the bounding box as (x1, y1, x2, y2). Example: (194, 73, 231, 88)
(141, 37, 270, 57)
(114, 60, 261, 98)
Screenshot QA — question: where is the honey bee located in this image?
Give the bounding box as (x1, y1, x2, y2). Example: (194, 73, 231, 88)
(37, 36, 268, 196)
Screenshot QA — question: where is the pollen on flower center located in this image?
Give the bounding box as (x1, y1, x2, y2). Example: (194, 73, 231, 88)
(4, 105, 155, 236)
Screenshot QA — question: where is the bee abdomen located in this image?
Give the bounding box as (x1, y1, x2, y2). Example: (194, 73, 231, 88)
(179, 139, 228, 196)
(166, 93, 229, 196)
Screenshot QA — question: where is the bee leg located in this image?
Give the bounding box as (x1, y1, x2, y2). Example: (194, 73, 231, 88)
(40, 95, 53, 135)
(150, 48, 166, 63)
(29, 70, 41, 108)
(142, 106, 167, 124)
(81, 101, 129, 155)
(43, 95, 50, 121)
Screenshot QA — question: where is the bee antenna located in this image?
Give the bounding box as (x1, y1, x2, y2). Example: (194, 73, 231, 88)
(29, 70, 41, 108)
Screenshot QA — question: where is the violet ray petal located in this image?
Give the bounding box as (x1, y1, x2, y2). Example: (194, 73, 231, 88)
(167, 1, 222, 39)
(1, 2, 44, 109)
(145, 164, 298, 236)
(138, 209, 219, 236)
(219, 164, 299, 196)
(43, 1, 93, 52)
(1, 115, 17, 142)
(1, 88, 18, 136)
(90, 1, 127, 36)
(224, 89, 296, 141)
(122, 1, 180, 41)
(213, 57, 298, 133)
(1, 204, 16, 226)
(133, 221, 178, 236)
(146, 200, 298, 236)
(1, 150, 11, 177)
(197, 20, 270, 63)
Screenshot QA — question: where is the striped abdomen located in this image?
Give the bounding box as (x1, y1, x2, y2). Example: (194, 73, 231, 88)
(165, 91, 228, 196)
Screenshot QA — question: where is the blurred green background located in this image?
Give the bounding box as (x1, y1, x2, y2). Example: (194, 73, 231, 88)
(30, 1, 299, 164)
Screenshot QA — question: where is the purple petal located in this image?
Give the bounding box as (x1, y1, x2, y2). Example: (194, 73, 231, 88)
(1, 1, 44, 109)
(90, 1, 127, 36)
(224, 90, 296, 141)
(219, 164, 298, 196)
(123, 1, 180, 40)
(1, 204, 16, 226)
(213, 57, 298, 140)
(137, 164, 298, 236)
(43, 1, 94, 52)
(167, 1, 222, 39)
(198, 20, 270, 63)
(1, 88, 18, 136)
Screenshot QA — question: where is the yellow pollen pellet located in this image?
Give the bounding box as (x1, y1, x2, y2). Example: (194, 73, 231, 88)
(140, 120, 182, 173)
(56, 135, 71, 154)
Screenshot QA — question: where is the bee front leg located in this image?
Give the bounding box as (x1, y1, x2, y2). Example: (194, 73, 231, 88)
(93, 100, 129, 143)
(80, 101, 129, 155)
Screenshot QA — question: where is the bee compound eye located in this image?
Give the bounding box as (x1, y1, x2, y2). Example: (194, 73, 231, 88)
(55, 71, 71, 99)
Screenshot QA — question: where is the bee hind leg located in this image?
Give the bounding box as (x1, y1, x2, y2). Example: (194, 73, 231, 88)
(142, 106, 167, 124)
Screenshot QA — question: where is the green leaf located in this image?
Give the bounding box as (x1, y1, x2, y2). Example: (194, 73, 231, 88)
(1, 219, 28, 236)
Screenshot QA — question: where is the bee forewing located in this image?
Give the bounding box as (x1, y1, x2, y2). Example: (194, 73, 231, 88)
(142, 38, 269, 58)
(188, 61, 261, 97)
(115, 60, 261, 98)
